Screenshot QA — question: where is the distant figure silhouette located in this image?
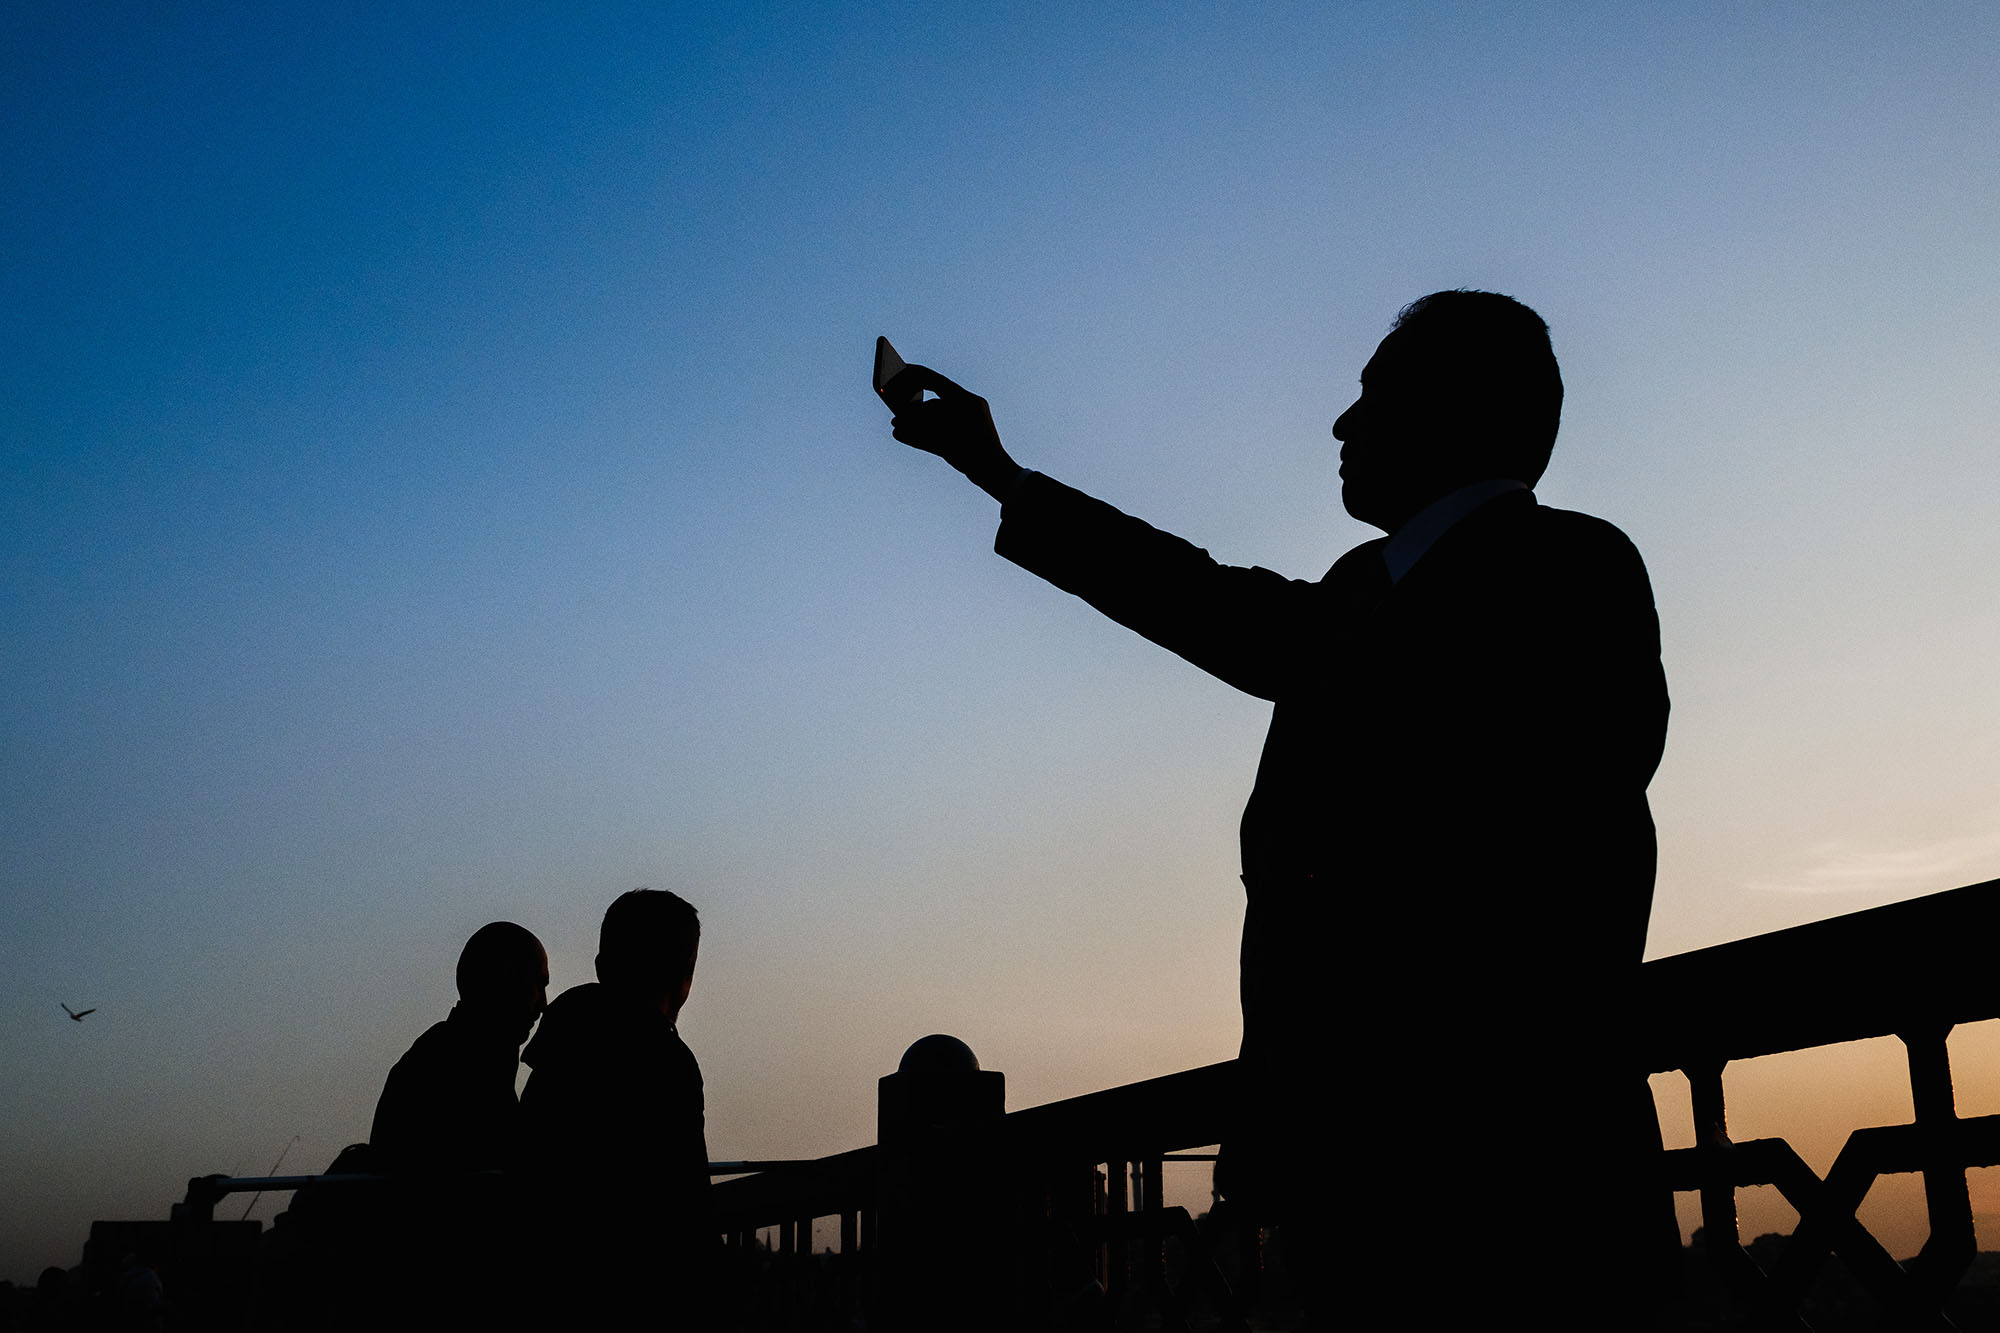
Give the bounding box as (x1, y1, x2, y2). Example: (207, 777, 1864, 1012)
(369, 920, 549, 1173)
(519, 889, 713, 1325)
(885, 291, 1670, 1325)
(62, 1003, 95, 1021)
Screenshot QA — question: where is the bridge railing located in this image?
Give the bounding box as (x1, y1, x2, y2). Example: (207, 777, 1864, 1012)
(162, 876, 2000, 1329)
(702, 876, 2000, 1328)
(1634, 875, 2000, 1327)
(703, 1051, 1242, 1331)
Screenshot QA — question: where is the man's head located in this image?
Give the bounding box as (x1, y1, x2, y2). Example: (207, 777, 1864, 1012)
(595, 889, 701, 1020)
(1333, 290, 1563, 532)
(456, 920, 550, 1044)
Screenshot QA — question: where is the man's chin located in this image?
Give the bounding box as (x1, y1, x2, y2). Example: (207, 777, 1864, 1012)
(1340, 486, 1389, 532)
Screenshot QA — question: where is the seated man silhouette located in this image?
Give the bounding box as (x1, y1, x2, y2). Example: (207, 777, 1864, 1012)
(519, 889, 713, 1324)
(300, 921, 547, 1325)
(885, 291, 1671, 1325)
(370, 919, 549, 1173)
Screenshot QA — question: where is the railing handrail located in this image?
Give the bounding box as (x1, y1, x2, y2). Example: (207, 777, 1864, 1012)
(1000, 1059, 1234, 1160)
(1634, 875, 2000, 1071)
(710, 1144, 879, 1231)
(178, 1160, 823, 1202)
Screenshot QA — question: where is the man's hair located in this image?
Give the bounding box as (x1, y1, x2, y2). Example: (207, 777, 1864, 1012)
(1389, 289, 1563, 486)
(456, 921, 544, 1003)
(596, 889, 701, 994)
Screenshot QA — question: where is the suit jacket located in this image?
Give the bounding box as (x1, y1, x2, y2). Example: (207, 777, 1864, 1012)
(995, 472, 1668, 1196)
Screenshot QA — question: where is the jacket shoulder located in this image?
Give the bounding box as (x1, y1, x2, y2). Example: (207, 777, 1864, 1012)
(1529, 501, 1644, 549)
(1461, 497, 1652, 575)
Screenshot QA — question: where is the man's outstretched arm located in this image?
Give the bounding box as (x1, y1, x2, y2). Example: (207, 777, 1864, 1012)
(884, 362, 1339, 701)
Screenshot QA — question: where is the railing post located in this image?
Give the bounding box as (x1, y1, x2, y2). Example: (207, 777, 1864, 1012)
(1901, 1023, 1973, 1319)
(1105, 1158, 1129, 1305)
(777, 1217, 797, 1326)
(1140, 1154, 1168, 1300)
(839, 1208, 862, 1318)
(875, 1035, 1008, 1332)
(1688, 1061, 1764, 1296)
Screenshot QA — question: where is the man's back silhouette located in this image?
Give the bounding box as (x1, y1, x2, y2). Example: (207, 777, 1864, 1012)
(885, 290, 1669, 1325)
(370, 920, 548, 1173)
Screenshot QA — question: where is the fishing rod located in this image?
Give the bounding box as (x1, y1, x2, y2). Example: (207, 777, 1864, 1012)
(239, 1134, 301, 1222)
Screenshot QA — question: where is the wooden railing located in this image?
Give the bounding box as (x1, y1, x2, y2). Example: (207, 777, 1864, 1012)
(1635, 875, 2000, 1329)
(154, 876, 2000, 1329)
(708, 877, 2000, 1329)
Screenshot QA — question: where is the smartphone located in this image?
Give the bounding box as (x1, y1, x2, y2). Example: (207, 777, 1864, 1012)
(873, 336, 922, 411)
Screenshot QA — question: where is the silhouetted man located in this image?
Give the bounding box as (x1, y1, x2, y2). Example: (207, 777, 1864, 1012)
(885, 291, 1669, 1325)
(519, 889, 712, 1325)
(371, 919, 549, 1173)
(354, 920, 546, 1326)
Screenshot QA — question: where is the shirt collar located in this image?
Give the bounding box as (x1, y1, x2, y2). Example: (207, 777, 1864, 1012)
(1381, 478, 1529, 583)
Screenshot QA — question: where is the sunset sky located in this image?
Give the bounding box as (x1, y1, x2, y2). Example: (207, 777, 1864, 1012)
(7, 2, 2000, 1279)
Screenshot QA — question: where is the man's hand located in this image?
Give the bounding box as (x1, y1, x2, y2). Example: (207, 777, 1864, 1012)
(886, 364, 1023, 501)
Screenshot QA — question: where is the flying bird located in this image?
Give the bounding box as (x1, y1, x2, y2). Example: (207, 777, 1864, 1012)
(62, 1004, 96, 1022)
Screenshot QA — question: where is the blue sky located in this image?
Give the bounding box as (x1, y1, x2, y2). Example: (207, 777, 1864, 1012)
(5, 2, 2000, 1277)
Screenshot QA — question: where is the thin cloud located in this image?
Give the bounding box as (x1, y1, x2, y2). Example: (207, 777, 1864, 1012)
(1748, 828, 2000, 897)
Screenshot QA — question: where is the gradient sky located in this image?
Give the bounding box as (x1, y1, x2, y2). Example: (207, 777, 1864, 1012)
(6, 2, 2000, 1280)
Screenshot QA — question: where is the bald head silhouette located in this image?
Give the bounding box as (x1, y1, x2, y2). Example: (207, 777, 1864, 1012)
(457, 920, 549, 1044)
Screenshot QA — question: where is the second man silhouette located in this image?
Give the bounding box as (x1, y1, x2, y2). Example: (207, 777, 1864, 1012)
(519, 889, 714, 1325)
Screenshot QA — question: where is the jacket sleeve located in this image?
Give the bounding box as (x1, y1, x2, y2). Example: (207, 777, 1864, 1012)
(994, 472, 1344, 702)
